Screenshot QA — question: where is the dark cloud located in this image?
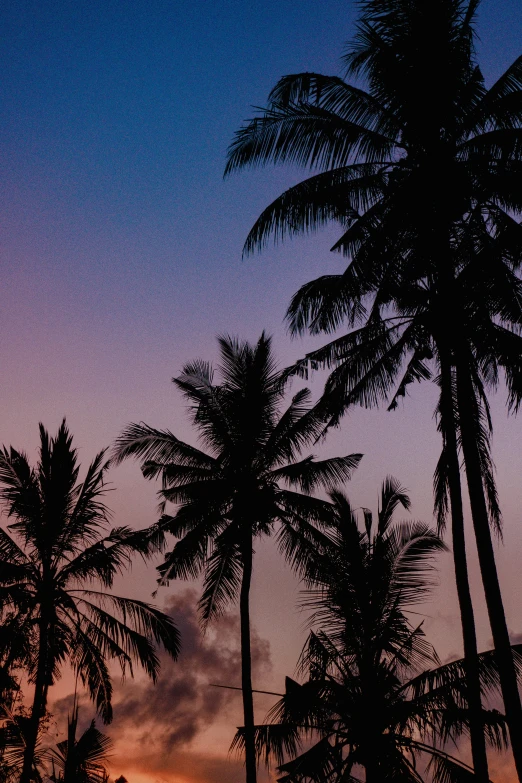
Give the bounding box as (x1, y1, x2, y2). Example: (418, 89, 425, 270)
(80, 588, 272, 781)
(50, 691, 95, 738)
(111, 588, 271, 745)
(49, 588, 273, 781)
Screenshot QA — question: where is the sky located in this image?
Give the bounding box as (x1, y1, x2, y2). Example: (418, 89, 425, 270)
(2, 1, 522, 781)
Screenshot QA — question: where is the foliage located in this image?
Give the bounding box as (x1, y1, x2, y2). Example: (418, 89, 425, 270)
(113, 333, 362, 621)
(0, 420, 181, 723)
(226, 4, 522, 773)
(48, 703, 112, 783)
(232, 480, 513, 783)
(226, 0, 522, 523)
(0, 707, 49, 782)
(113, 332, 363, 783)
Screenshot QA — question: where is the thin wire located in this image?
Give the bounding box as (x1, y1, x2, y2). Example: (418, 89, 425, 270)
(209, 683, 284, 697)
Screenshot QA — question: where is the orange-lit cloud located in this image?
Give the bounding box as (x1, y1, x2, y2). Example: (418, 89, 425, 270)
(51, 589, 272, 783)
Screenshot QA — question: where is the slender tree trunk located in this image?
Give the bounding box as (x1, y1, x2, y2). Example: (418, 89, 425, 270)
(240, 532, 257, 783)
(456, 360, 522, 782)
(438, 353, 489, 782)
(20, 618, 49, 783)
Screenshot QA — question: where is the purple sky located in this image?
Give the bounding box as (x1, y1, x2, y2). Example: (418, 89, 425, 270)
(2, 1, 522, 781)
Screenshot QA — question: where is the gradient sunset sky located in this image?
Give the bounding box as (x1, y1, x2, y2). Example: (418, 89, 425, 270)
(3, 1, 522, 781)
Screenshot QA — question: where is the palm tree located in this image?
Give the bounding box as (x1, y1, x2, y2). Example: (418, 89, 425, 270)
(0, 421, 181, 783)
(48, 703, 112, 783)
(281, 177, 521, 783)
(0, 709, 46, 782)
(233, 479, 516, 783)
(112, 333, 362, 783)
(284, 231, 521, 779)
(0, 621, 37, 781)
(225, 0, 522, 776)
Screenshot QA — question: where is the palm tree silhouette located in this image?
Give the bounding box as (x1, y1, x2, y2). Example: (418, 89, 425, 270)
(48, 702, 112, 783)
(225, 0, 522, 776)
(285, 238, 519, 778)
(0, 625, 39, 781)
(113, 333, 362, 783)
(234, 479, 515, 783)
(0, 708, 48, 782)
(0, 421, 181, 783)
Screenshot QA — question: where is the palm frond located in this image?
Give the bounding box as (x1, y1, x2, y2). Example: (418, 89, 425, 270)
(271, 454, 362, 493)
(56, 449, 112, 556)
(241, 165, 387, 256)
(286, 272, 369, 337)
(67, 620, 114, 723)
(377, 476, 411, 533)
(75, 592, 180, 669)
(386, 521, 447, 606)
(111, 423, 216, 469)
(199, 526, 242, 622)
(230, 723, 302, 768)
(225, 101, 399, 176)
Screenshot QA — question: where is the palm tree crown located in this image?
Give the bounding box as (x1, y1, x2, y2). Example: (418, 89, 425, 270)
(113, 333, 361, 621)
(225, 0, 522, 440)
(226, 0, 522, 267)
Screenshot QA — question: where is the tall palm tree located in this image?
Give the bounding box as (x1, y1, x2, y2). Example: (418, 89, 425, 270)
(112, 333, 362, 783)
(283, 227, 521, 779)
(225, 0, 522, 776)
(0, 421, 181, 783)
(233, 479, 516, 783)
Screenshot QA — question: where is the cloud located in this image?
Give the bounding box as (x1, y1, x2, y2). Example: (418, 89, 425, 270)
(113, 588, 270, 743)
(51, 588, 272, 783)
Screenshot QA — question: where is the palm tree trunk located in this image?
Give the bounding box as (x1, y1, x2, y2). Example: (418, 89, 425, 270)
(364, 754, 379, 783)
(456, 360, 522, 782)
(20, 618, 49, 783)
(240, 532, 257, 783)
(438, 354, 489, 782)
